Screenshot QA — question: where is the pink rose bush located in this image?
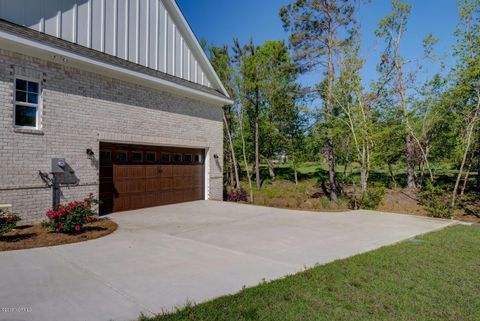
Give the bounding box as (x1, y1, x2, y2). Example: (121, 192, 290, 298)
(0, 209, 21, 235)
(45, 193, 98, 233)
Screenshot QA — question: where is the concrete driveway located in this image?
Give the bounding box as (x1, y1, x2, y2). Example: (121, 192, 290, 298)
(0, 201, 454, 321)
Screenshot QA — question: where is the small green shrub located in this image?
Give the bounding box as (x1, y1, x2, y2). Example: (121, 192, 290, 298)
(419, 181, 451, 218)
(45, 193, 98, 233)
(351, 187, 386, 210)
(0, 209, 21, 235)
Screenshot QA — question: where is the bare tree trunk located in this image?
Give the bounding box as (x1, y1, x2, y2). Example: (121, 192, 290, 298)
(388, 162, 398, 189)
(239, 109, 254, 202)
(266, 158, 275, 181)
(452, 97, 480, 208)
(229, 163, 235, 188)
(477, 148, 480, 192)
(461, 159, 473, 196)
(405, 134, 417, 189)
(325, 31, 338, 202)
(254, 88, 261, 191)
(223, 112, 240, 189)
(294, 167, 298, 185)
(395, 31, 416, 190)
(360, 167, 368, 192)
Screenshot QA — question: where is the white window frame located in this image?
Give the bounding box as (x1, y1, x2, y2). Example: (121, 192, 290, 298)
(13, 76, 42, 130)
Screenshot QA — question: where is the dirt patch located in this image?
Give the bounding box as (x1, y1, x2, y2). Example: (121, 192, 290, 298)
(247, 180, 480, 223)
(378, 189, 429, 216)
(0, 219, 117, 252)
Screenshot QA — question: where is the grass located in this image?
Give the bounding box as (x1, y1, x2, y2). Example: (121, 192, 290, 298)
(140, 225, 480, 321)
(254, 161, 469, 189)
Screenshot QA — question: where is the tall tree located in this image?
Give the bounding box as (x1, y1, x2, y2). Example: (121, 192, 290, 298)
(233, 39, 263, 190)
(233, 39, 301, 190)
(375, 0, 416, 189)
(280, 0, 357, 201)
(256, 41, 300, 181)
(447, 0, 480, 207)
(208, 45, 240, 191)
(333, 42, 374, 191)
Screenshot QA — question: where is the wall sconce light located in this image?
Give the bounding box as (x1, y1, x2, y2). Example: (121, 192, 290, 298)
(86, 148, 95, 159)
(213, 154, 219, 159)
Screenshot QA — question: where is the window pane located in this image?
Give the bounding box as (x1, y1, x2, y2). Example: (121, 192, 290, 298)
(28, 93, 38, 104)
(184, 154, 192, 162)
(15, 90, 26, 102)
(194, 154, 202, 163)
(146, 152, 156, 162)
(132, 152, 143, 162)
(174, 154, 182, 162)
(16, 79, 27, 91)
(15, 105, 37, 127)
(116, 151, 128, 162)
(161, 153, 170, 162)
(100, 150, 111, 162)
(27, 81, 39, 93)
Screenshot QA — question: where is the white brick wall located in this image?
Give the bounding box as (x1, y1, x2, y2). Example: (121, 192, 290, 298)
(0, 49, 224, 223)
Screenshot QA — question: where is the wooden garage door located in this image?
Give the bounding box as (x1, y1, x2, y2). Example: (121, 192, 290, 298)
(99, 143, 205, 213)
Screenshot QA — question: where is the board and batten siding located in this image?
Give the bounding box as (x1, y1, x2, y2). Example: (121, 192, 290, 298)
(0, 0, 213, 88)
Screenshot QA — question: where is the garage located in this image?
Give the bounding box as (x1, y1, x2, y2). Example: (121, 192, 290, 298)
(99, 143, 205, 213)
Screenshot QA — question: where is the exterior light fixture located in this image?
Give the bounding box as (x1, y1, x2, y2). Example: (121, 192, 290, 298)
(86, 148, 95, 158)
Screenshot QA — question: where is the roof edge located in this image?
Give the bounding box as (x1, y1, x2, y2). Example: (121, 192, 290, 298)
(166, 0, 231, 98)
(0, 20, 233, 106)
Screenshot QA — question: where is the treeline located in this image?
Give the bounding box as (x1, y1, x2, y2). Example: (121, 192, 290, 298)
(208, 0, 480, 212)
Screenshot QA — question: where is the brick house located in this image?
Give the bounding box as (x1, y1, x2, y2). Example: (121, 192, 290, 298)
(0, 0, 232, 223)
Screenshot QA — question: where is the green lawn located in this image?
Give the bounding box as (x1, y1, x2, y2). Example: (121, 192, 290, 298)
(140, 225, 480, 321)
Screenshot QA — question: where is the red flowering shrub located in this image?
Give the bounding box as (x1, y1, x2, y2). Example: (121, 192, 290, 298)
(45, 193, 98, 233)
(0, 209, 21, 235)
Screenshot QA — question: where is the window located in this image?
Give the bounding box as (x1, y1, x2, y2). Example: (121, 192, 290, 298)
(116, 151, 128, 162)
(14, 78, 40, 128)
(132, 151, 143, 162)
(173, 153, 182, 162)
(100, 150, 112, 162)
(146, 152, 156, 162)
(194, 154, 202, 163)
(161, 153, 170, 162)
(184, 154, 192, 162)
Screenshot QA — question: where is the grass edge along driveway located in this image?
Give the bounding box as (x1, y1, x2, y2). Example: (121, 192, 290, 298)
(139, 225, 480, 321)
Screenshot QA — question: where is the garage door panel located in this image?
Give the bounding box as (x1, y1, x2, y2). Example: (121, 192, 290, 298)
(145, 166, 160, 177)
(172, 166, 182, 176)
(128, 179, 146, 194)
(145, 178, 162, 192)
(172, 177, 184, 190)
(114, 166, 129, 178)
(160, 165, 173, 177)
(161, 178, 173, 190)
(194, 188, 203, 199)
(184, 165, 195, 176)
(161, 191, 175, 204)
(113, 195, 130, 212)
(128, 166, 145, 178)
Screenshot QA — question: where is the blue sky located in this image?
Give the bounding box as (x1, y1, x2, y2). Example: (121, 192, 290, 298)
(177, 0, 460, 87)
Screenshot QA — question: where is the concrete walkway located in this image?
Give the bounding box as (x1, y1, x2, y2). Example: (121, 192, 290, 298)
(0, 201, 454, 321)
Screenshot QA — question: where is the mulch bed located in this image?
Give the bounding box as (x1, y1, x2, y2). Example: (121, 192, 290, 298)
(0, 219, 118, 252)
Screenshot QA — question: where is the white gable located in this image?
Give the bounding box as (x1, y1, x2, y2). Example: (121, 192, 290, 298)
(0, 0, 228, 96)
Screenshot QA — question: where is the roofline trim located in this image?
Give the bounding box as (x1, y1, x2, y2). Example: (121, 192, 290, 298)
(165, 0, 230, 98)
(0, 29, 234, 106)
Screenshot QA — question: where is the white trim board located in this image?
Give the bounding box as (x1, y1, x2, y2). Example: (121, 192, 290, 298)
(0, 30, 233, 106)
